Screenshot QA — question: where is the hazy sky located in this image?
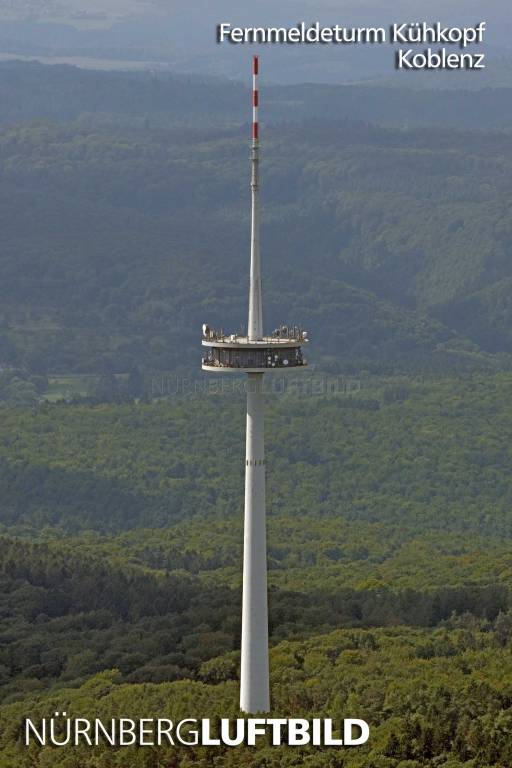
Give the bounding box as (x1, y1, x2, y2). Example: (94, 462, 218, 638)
(0, 0, 509, 29)
(0, 0, 509, 85)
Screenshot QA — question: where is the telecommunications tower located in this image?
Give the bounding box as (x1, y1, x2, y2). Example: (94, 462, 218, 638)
(201, 56, 309, 713)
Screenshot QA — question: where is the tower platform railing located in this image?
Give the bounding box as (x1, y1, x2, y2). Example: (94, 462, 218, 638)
(202, 325, 308, 371)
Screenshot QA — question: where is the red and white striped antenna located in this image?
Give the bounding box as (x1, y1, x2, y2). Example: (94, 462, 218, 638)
(248, 55, 262, 341)
(252, 55, 259, 142)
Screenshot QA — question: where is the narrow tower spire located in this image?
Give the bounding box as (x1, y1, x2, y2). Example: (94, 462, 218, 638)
(248, 55, 263, 342)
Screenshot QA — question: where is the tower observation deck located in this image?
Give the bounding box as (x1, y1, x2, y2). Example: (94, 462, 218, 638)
(202, 326, 307, 372)
(201, 57, 309, 714)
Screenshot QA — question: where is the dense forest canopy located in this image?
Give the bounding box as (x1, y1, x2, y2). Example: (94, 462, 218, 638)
(0, 375, 511, 537)
(1, 380, 512, 766)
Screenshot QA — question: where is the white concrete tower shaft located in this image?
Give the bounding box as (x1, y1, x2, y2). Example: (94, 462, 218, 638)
(240, 372, 269, 713)
(240, 55, 270, 714)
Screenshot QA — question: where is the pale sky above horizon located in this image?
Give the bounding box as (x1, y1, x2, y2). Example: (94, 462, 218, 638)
(0, 0, 508, 85)
(0, 0, 508, 25)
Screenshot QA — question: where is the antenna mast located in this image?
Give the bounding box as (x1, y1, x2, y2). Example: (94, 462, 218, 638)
(248, 55, 263, 342)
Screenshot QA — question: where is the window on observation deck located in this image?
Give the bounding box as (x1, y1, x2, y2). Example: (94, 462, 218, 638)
(204, 347, 304, 369)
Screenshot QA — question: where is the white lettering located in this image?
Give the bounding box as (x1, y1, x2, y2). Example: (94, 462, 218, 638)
(247, 718, 267, 746)
(344, 719, 370, 746)
(288, 719, 310, 745)
(25, 719, 46, 746)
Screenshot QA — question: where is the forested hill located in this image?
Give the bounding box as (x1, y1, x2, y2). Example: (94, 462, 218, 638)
(2, 60, 512, 130)
(1, 105, 512, 374)
(1, 63, 512, 378)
